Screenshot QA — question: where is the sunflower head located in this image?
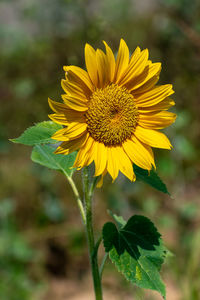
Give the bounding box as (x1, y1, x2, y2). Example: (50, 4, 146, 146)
(85, 84, 139, 146)
(48, 39, 176, 186)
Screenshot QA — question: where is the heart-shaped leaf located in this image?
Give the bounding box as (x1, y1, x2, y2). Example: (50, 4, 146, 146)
(103, 214, 167, 299)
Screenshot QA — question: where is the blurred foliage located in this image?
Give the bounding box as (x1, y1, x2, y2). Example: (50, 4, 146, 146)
(0, 199, 42, 300)
(1, 0, 200, 299)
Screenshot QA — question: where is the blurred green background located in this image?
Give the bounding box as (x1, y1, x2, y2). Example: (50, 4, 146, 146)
(1, 0, 200, 299)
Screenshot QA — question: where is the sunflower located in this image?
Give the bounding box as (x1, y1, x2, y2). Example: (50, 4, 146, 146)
(48, 39, 176, 186)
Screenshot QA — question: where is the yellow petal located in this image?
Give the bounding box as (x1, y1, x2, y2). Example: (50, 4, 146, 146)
(134, 126, 172, 149)
(64, 122, 87, 140)
(96, 169, 107, 188)
(85, 140, 98, 166)
(65, 70, 91, 98)
(94, 142, 107, 176)
(49, 113, 69, 125)
(116, 146, 136, 181)
(85, 43, 98, 86)
(51, 128, 68, 141)
(48, 98, 70, 113)
(63, 65, 94, 92)
(61, 94, 88, 112)
(129, 62, 161, 92)
(123, 137, 155, 170)
(119, 48, 149, 87)
(138, 98, 175, 113)
(73, 136, 94, 168)
(114, 39, 129, 82)
(61, 78, 88, 99)
(103, 41, 116, 82)
(129, 46, 141, 62)
(52, 123, 87, 141)
(96, 49, 109, 88)
(49, 111, 85, 125)
(134, 84, 174, 106)
(139, 111, 176, 129)
(48, 98, 86, 122)
(107, 147, 119, 181)
(133, 74, 160, 95)
(54, 133, 88, 154)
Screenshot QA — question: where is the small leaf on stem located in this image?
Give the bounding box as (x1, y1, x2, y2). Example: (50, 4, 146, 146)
(134, 164, 170, 195)
(107, 210, 126, 228)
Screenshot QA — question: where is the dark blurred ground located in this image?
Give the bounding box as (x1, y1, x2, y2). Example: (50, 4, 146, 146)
(0, 0, 200, 299)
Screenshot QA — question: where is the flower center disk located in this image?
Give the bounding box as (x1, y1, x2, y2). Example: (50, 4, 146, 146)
(85, 84, 139, 146)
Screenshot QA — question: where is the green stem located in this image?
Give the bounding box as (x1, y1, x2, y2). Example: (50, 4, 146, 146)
(64, 172, 86, 224)
(93, 236, 102, 258)
(100, 253, 108, 278)
(82, 168, 103, 300)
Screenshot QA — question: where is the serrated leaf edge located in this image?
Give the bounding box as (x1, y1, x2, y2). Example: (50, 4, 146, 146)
(109, 249, 166, 299)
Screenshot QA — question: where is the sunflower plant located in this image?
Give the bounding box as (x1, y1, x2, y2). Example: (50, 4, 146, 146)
(12, 39, 176, 299)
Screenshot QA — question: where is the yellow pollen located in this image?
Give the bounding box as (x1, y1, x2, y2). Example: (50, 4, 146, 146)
(85, 84, 139, 146)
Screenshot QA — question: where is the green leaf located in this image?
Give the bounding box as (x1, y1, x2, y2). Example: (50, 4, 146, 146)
(31, 144, 77, 177)
(102, 215, 167, 299)
(10, 121, 62, 145)
(133, 165, 170, 195)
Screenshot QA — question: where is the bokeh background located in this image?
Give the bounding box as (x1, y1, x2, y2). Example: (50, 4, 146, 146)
(1, 0, 200, 299)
